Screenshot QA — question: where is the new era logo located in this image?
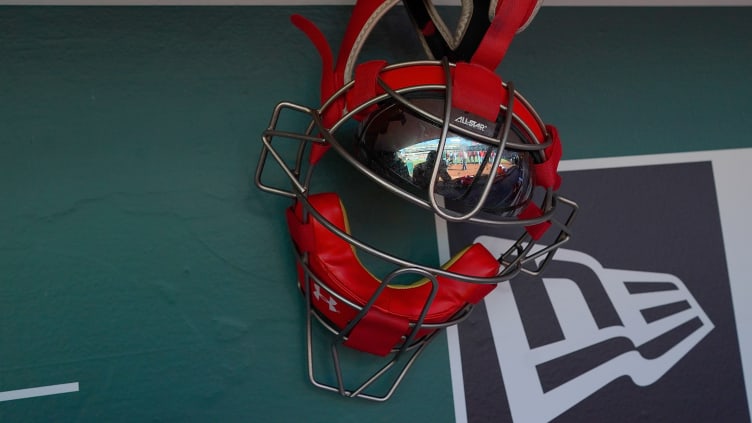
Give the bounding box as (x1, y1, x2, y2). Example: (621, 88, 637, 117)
(448, 161, 749, 422)
(478, 237, 714, 423)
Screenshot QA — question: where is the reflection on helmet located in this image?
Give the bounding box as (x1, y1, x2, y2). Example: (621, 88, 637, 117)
(357, 96, 534, 218)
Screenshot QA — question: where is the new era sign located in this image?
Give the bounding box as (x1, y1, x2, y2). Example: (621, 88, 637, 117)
(440, 154, 751, 422)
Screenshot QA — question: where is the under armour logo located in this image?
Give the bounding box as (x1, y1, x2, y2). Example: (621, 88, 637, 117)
(313, 284, 339, 313)
(477, 236, 715, 423)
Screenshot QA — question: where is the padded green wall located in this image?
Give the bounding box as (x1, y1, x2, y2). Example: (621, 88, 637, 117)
(1, 6, 750, 422)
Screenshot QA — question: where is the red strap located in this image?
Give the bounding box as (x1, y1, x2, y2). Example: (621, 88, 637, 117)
(333, 0, 395, 81)
(533, 124, 563, 190)
(452, 62, 504, 122)
(290, 14, 338, 110)
(292, 2, 395, 164)
(344, 307, 410, 357)
(348, 60, 388, 121)
(421, 20, 437, 37)
(519, 202, 551, 240)
(471, 0, 540, 70)
(290, 14, 340, 165)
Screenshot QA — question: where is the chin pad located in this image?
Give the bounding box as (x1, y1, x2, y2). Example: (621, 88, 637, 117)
(286, 192, 500, 356)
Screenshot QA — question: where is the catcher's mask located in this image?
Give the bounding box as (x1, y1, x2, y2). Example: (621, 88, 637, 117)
(255, 0, 577, 401)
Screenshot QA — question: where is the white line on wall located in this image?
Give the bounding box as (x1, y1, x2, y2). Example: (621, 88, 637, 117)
(0, 383, 79, 402)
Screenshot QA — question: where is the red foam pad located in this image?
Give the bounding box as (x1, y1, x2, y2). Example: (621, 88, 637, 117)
(287, 193, 501, 355)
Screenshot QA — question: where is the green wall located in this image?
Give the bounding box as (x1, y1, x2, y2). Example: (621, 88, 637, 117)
(1, 6, 750, 422)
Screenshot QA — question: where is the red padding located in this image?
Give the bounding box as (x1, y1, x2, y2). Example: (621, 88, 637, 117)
(287, 193, 500, 356)
(519, 202, 551, 241)
(344, 308, 410, 357)
(286, 204, 315, 253)
(452, 62, 504, 122)
(533, 125, 563, 190)
(374, 64, 546, 143)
